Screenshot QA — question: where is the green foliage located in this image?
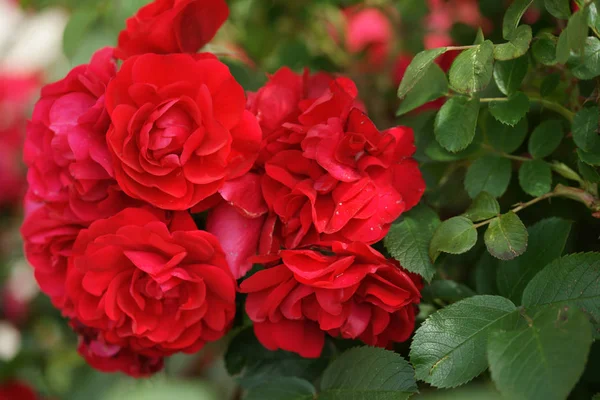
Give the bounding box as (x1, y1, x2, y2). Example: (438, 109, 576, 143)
(487, 306, 593, 400)
(410, 296, 517, 388)
(493, 57, 529, 96)
(528, 121, 564, 158)
(463, 192, 500, 222)
(434, 96, 480, 152)
(245, 378, 316, 400)
(502, 0, 533, 40)
(398, 48, 449, 98)
(319, 347, 418, 400)
(448, 41, 495, 94)
(488, 92, 529, 126)
(464, 155, 512, 198)
(519, 160, 552, 197)
(532, 32, 558, 65)
(544, 0, 572, 19)
(486, 115, 528, 153)
(569, 37, 600, 79)
(556, 7, 590, 63)
(421, 280, 476, 305)
(484, 212, 528, 261)
(385, 205, 441, 282)
(429, 217, 478, 262)
(493, 25, 532, 60)
(397, 64, 448, 116)
(573, 107, 600, 152)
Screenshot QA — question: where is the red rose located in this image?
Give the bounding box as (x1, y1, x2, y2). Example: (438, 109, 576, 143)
(65, 208, 237, 361)
(105, 53, 261, 210)
(240, 242, 422, 358)
(115, 0, 229, 60)
(344, 7, 393, 68)
(72, 320, 164, 377)
(21, 204, 85, 310)
(0, 380, 37, 400)
(261, 107, 424, 248)
(24, 47, 135, 222)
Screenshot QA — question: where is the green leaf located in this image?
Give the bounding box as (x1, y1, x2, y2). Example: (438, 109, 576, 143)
(320, 347, 418, 400)
(532, 33, 558, 65)
(523, 252, 600, 338)
(503, 0, 534, 40)
(62, 8, 98, 60)
(398, 48, 449, 98)
(429, 217, 478, 262)
(475, 252, 500, 295)
(385, 205, 441, 282)
(410, 296, 518, 388)
(464, 155, 512, 198)
(104, 380, 217, 400)
(426, 127, 483, 161)
(245, 378, 315, 400)
(518, 160, 553, 196)
(493, 57, 529, 95)
(486, 114, 528, 153)
(463, 192, 501, 222)
(434, 96, 480, 152)
(484, 212, 528, 261)
(540, 72, 561, 96)
(496, 218, 572, 304)
(449, 41, 495, 94)
(568, 37, 600, 79)
(474, 28, 485, 45)
(545, 0, 572, 19)
(556, 8, 590, 63)
(494, 25, 533, 60)
(573, 106, 600, 152)
(528, 120, 564, 158)
(488, 306, 593, 400)
(397, 64, 448, 116)
(488, 92, 530, 126)
(421, 280, 476, 305)
(578, 160, 600, 182)
(578, 148, 600, 165)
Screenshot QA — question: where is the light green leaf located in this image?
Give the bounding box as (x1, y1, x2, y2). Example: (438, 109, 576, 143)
(474, 28, 485, 45)
(488, 92, 530, 126)
(488, 306, 593, 400)
(434, 96, 480, 152)
(568, 36, 600, 79)
(556, 8, 590, 63)
(385, 205, 441, 282)
(421, 280, 476, 305)
(245, 378, 315, 400)
(528, 120, 564, 158)
(573, 106, 600, 152)
(429, 217, 478, 262)
(494, 25, 533, 60)
(464, 155, 512, 198)
(486, 114, 528, 153)
(397, 64, 448, 116)
(398, 48, 449, 98)
(463, 192, 501, 222)
(493, 56, 529, 95)
(523, 252, 600, 338)
(484, 212, 528, 261)
(545, 0, 572, 19)
(496, 218, 572, 304)
(320, 347, 418, 400)
(449, 41, 495, 94)
(410, 296, 518, 388)
(532, 32, 558, 65)
(519, 160, 553, 196)
(503, 0, 534, 40)
(426, 127, 483, 161)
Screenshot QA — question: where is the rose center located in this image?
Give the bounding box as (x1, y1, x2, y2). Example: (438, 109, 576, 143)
(148, 105, 195, 160)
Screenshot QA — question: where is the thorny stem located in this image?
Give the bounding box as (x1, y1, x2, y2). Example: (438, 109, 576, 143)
(473, 184, 600, 228)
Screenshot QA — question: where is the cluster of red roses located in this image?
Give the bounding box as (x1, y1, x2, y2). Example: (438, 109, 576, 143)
(21, 0, 425, 376)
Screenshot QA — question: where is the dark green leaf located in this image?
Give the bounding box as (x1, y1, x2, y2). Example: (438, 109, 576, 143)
(578, 148, 600, 165)
(496, 218, 572, 304)
(475, 251, 500, 295)
(493, 57, 529, 95)
(463, 192, 501, 222)
(545, 0, 572, 19)
(532, 33, 558, 65)
(320, 347, 418, 400)
(434, 96, 480, 152)
(449, 41, 495, 94)
(523, 252, 600, 338)
(573, 106, 600, 152)
(494, 25, 533, 60)
(398, 48, 449, 98)
(410, 296, 517, 388)
(488, 306, 593, 400)
(519, 160, 553, 196)
(568, 37, 600, 79)
(465, 155, 512, 198)
(421, 280, 476, 305)
(488, 92, 530, 126)
(528, 120, 564, 158)
(484, 212, 528, 260)
(385, 205, 441, 282)
(426, 127, 483, 161)
(556, 8, 590, 63)
(503, 0, 534, 40)
(397, 64, 448, 116)
(429, 217, 478, 262)
(486, 114, 528, 153)
(540, 72, 561, 96)
(245, 378, 315, 400)
(578, 160, 600, 182)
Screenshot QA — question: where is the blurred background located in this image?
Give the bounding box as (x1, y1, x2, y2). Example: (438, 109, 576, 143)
(0, 0, 567, 399)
